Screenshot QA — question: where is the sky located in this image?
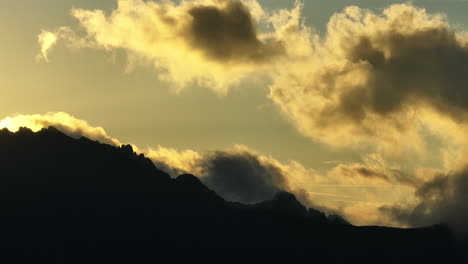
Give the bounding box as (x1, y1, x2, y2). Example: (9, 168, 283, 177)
(3, 0, 468, 230)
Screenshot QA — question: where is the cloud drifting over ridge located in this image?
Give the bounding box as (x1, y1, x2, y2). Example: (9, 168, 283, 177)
(0, 112, 122, 146)
(0, 112, 416, 226)
(148, 144, 418, 226)
(150, 145, 301, 204)
(381, 166, 468, 235)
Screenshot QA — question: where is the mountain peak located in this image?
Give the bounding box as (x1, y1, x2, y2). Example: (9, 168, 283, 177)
(176, 173, 202, 184)
(42, 126, 61, 133)
(16, 126, 34, 135)
(273, 191, 298, 202)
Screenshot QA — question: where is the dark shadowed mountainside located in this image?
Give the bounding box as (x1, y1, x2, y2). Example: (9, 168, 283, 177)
(0, 127, 464, 263)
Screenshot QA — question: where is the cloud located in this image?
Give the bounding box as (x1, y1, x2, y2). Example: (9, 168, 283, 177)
(198, 147, 287, 203)
(148, 144, 418, 225)
(381, 165, 468, 235)
(36, 27, 86, 62)
(331, 153, 419, 187)
(269, 4, 468, 157)
(37, 31, 58, 62)
(39, 2, 468, 158)
(319, 154, 419, 226)
(0, 112, 122, 146)
(146, 146, 203, 177)
(39, 0, 307, 93)
(184, 0, 283, 63)
(32, 2, 468, 231)
(148, 145, 293, 203)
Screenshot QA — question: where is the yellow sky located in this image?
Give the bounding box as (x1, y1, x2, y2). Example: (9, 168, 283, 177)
(3, 0, 468, 228)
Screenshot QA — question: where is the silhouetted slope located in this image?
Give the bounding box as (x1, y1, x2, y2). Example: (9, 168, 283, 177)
(0, 127, 464, 263)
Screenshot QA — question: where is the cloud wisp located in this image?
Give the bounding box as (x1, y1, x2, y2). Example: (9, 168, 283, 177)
(37, 31, 58, 62)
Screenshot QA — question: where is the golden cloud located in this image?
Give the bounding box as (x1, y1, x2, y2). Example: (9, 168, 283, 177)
(32, 2, 468, 230)
(269, 4, 468, 159)
(39, 2, 468, 159)
(0, 112, 122, 146)
(39, 0, 310, 93)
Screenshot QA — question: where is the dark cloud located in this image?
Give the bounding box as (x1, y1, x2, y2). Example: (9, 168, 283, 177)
(147, 146, 302, 204)
(340, 165, 391, 181)
(333, 160, 420, 187)
(187, 0, 284, 63)
(199, 150, 286, 204)
(343, 28, 468, 120)
(381, 167, 468, 235)
(319, 23, 468, 128)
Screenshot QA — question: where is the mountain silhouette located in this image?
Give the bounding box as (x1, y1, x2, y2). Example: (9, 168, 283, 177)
(0, 127, 464, 263)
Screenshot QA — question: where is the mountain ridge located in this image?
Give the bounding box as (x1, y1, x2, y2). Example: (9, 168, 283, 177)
(0, 126, 463, 263)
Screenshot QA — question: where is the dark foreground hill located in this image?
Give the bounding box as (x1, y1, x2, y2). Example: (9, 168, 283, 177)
(0, 127, 464, 263)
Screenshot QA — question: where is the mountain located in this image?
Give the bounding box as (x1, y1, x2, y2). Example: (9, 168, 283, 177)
(0, 127, 464, 263)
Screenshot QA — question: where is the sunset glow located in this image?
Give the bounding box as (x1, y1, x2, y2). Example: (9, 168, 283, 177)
(3, 0, 468, 231)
